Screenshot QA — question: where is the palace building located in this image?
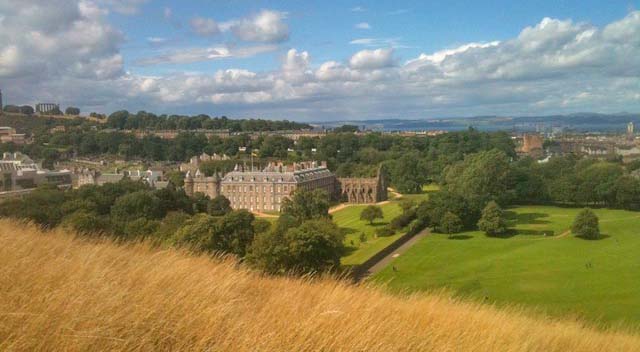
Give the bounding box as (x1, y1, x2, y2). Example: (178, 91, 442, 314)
(184, 161, 389, 212)
(185, 161, 338, 212)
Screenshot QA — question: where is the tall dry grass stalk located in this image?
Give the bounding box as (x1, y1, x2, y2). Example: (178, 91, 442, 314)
(1, 219, 639, 351)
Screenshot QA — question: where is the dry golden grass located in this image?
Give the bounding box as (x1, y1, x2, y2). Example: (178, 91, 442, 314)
(1, 219, 639, 351)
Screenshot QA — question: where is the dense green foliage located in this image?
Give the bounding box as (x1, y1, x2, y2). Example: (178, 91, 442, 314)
(280, 189, 331, 223)
(65, 107, 80, 115)
(440, 212, 463, 236)
(571, 208, 600, 240)
(477, 201, 508, 236)
(106, 110, 311, 131)
(248, 218, 344, 274)
(360, 205, 383, 225)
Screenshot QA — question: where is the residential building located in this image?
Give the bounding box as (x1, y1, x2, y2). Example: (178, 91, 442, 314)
(179, 152, 230, 173)
(76, 168, 167, 188)
(0, 127, 26, 145)
(0, 152, 71, 192)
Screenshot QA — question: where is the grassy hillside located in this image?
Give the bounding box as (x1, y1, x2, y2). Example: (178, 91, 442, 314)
(373, 206, 640, 328)
(2, 220, 640, 351)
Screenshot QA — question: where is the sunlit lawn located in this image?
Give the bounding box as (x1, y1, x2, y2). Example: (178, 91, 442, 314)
(372, 205, 640, 328)
(334, 202, 404, 266)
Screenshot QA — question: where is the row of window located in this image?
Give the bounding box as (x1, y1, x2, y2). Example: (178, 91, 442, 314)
(230, 195, 282, 203)
(222, 184, 293, 193)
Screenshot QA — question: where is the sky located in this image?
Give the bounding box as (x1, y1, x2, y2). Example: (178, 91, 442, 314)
(1, 0, 639, 121)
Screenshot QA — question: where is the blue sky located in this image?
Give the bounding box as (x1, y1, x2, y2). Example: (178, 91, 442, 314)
(1, 0, 639, 120)
(115, 0, 633, 75)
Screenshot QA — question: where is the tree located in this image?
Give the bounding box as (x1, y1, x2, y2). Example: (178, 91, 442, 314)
(208, 195, 232, 216)
(572, 208, 600, 240)
(20, 105, 34, 115)
(387, 152, 426, 194)
(442, 149, 511, 209)
(212, 210, 256, 256)
(110, 191, 163, 229)
(61, 210, 109, 235)
(477, 201, 508, 236)
(248, 219, 344, 275)
(172, 213, 219, 252)
(399, 199, 415, 213)
(3, 105, 20, 113)
(360, 205, 383, 225)
(281, 189, 330, 223)
(439, 212, 463, 237)
(65, 107, 80, 115)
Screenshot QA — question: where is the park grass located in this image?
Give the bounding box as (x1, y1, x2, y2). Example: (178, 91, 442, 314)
(3, 219, 640, 351)
(334, 202, 403, 266)
(372, 205, 640, 328)
(336, 184, 440, 266)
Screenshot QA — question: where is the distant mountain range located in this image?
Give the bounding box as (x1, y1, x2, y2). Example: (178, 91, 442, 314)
(313, 112, 640, 132)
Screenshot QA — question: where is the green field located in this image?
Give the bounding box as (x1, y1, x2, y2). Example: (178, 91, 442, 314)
(334, 202, 404, 266)
(372, 206, 640, 328)
(335, 185, 438, 266)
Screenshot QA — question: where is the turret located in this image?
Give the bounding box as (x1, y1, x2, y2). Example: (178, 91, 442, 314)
(184, 170, 194, 196)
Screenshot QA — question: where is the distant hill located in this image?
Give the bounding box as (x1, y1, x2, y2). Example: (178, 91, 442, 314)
(2, 219, 639, 351)
(317, 112, 640, 132)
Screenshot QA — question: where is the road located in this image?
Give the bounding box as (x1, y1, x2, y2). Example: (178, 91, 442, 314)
(358, 228, 430, 281)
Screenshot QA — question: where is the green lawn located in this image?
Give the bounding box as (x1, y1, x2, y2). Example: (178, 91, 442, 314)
(334, 202, 404, 266)
(336, 184, 440, 266)
(371, 206, 640, 328)
(397, 184, 439, 203)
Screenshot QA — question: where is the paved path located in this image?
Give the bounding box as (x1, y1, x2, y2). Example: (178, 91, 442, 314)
(360, 228, 430, 280)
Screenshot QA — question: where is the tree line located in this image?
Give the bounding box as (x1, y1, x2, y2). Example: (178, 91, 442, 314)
(417, 149, 640, 236)
(0, 181, 347, 275)
(106, 110, 311, 132)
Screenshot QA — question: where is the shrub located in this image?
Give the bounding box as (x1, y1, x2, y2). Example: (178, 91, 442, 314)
(389, 209, 416, 230)
(376, 226, 395, 237)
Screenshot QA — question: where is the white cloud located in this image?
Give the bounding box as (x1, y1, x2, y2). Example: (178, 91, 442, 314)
(190, 16, 220, 36)
(0, 0, 123, 80)
(405, 41, 500, 67)
(2, 2, 640, 121)
(136, 44, 278, 65)
(349, 48, 395, 69)
(147, 37, 167, 44)
(355, 22, 371, 30)
(349, 37, 408, 48)
(351, 6, 365, 12)
(96, 0, 148, 15)
(222, 10, 289, 43)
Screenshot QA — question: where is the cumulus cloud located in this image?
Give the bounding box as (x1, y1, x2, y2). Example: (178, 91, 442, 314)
(0, 0, 124, 80)
(2, 2, 640, 121)
(190, 16, 220, 36)
(222, 10, 289, 43)
(349, 48, 395, 69)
